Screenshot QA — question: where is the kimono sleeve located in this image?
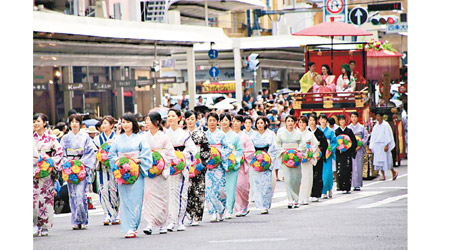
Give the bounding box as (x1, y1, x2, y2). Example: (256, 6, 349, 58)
(309, 132, 320, 165)
(330, 129, 338, 154)
(108, 138, 120, 169)
(138, 136, 154, 177)
(316, 130, 328, 163)
(267, 133, 278, 171)
(347, 129, 358, 159)
(183, 134, 198, 167)
(162, 136, 176, 179)
(233, 135, 244, 171)
(242, 135, 255, 174)
(219, 134, 232, 171)
(199, 132, 211, 165)
(50, 138, 64, 171)
(80, 136, 97, 171)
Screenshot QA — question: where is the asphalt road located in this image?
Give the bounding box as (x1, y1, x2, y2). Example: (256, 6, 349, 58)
(34, 162, 408, 250)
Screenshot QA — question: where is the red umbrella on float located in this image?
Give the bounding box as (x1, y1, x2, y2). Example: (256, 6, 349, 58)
(292, 17, 372, 69)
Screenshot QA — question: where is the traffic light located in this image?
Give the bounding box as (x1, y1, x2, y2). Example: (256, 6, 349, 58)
(370, 15, 398, 25)
(247, 53, 260, 71)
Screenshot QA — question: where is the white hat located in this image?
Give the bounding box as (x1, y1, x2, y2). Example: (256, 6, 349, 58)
(84, 126, 99, 134)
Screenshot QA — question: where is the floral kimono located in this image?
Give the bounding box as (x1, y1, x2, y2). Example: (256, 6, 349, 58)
(318, 125, 337, 195)
(93, 131, 119, 223)
(108, 133, 153, 233)
(205, 129, 232, 219)
(33, 131, 63, 231)
(142, 130, 175, 230)
(60, 131, 96, 226)
(234, 131, 255, 214)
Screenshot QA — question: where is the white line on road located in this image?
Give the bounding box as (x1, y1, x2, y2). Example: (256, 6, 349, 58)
(357, 194, 408, 209)
(364, 174, 408, 187)
(209, 238, 288, 243)
(316, 191, 384, 206)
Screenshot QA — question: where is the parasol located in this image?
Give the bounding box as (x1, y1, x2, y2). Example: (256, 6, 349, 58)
(292, 17, 372, 70)
(149, 107, 169, 118)
(276, 88, 293, 94)
(214, 99, 234, 110)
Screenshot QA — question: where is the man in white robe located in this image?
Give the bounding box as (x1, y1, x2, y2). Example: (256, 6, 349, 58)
(369, 112, 399, 181)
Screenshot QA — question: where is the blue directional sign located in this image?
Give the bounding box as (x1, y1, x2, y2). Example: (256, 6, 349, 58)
(209, 66, 219, 78)
(208, 49, 219, 60)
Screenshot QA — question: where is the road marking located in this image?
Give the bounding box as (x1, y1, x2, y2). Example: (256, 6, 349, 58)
(209, 238, 288, 243)
(357, 194, 407, 209)
(364, 174, 408, 187)
(316, 191, 384, 206)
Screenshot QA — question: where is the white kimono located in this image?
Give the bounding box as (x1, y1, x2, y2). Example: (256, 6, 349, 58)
(369, 121, 395, 171)
(298, 129, 319, 204)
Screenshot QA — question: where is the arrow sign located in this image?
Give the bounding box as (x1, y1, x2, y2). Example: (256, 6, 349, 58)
(208, 49, 219, 60)
(209, 66, 219, 78)
(349, 7, 368, 25)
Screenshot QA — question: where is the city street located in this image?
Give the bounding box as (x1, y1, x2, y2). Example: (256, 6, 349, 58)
(34, 162, 407, 250)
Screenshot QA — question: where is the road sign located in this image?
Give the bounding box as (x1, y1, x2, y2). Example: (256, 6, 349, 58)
(349, 7, 368, 25)
(209, 66, 219, 78)
(208, 49, 219, 60)
(323, 0, 347, 23)
(386, 22, 408, 34)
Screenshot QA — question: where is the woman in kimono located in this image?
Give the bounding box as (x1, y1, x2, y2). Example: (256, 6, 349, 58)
(205, 112, 232, 222)
(318, 114, 337, 199)
(336, 64, 356, 95)
(299, 62, 318, 93)
(93, 115, 120, 226)
(231, 115, 255, 217)
(250, 117, 278, 214)
(297, 116, 319, 205)
(276, 115, 302, 208)
(348, 112, 369, 191)
(334, 115, 358, 194)
(184, 110, 210, 226)
(369, 111, 399, 181)
(308, 114, 328, 202)
(243, 116, 257, 202)
(142, 112, 175, 235)
(33, 113, 64, 236)
(108, 112, 153, 238)
(165, 109, 197, 232)
(219, 113, 244, 219)
(60, 114, 96, 230)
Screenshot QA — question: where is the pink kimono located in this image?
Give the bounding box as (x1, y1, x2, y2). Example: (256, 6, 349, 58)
(233, 131, 255, 214)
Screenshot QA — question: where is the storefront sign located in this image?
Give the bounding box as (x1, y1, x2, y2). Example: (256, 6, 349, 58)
(114, 80, 136, 88)
(33, 83, 49, 91)
(201, 82, 235, 93)
(65, 83, 89, 91)
(90, 82, 113, 90)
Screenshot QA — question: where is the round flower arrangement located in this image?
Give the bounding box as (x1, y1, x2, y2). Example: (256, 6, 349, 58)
(148, 151, 165, 178)
(250, 150, 271, 172)
(336, 134, 352, 152)
(207, 146, 222, 169)
(112, 157, 140, 184)
(281, 149, 302, 168)
(355, 135, 363, 148)
(301, 143, 314, 163)
(170, 151, 186, 175)
(96, 143, 111, 168)
(62, 160, 87, 184)
(240, 155, 244, 166)
(34, 154, 54, 178)
(315, 149, 322, 160)
(189, 152, 204, 178)
(226, 153, 237, 172)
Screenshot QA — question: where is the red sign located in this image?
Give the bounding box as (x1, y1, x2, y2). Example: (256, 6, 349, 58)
(326, 0, 344, 14)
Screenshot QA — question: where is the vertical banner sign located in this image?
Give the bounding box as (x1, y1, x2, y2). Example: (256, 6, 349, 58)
(323, 0, 347, 23)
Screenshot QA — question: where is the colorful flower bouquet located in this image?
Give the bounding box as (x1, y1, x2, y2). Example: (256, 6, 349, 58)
(207, 146, 222, 169)
(281, 149, 302, 168)
(189, 152, 204, 178)
(112, 157, 140, 184)
(96, 143, 111, 168)
(355, 135, 363, 147)
(325, 145, 332, 159)
(316, 149, 322, 160)
(170, 151, 186, 175)
(301, 143, 314, 163)
(62, 160, 87, 184)
(250, 150, 271, 172)
(34, 154, 54, 178)
(148, 151, 165, 178)
(337, 134, 352, 152)
(240, 155, 244, 166)
(226, 153, 237, 172)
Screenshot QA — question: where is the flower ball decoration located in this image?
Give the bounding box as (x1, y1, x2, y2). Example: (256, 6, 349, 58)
(315, 149, 322, 160)
(148, 151, 165, 178)
(170, 151, 186, 176)
(301, 143, 314, 163)
(281, 149, 302, 168)
(240, 155, 244, 166)
(226, 153, 237, 172)
(355, 135, 363, 148)
(62, 160, 87, 184)
(35, 154, 54, 178)
(112, 157, 140, 184)
(96, 143, 111, 168)
(250, 150, 271, 172)
(336, 134, 352, 152)
(325, 145, 332, 159)
(207, 146, 222, 169)
(189, 152, 204, 178)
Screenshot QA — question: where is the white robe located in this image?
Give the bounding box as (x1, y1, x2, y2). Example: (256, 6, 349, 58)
(369, 121, 395, 171)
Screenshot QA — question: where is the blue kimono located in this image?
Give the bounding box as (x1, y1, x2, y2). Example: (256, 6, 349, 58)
(205, 129, 232, 217)
(250, 130, 277, 210)
(222, 129, 244, 215)
(318, 125, 337, 195)
(60, 131, 96, 226)
(108, 133, 153, 233)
